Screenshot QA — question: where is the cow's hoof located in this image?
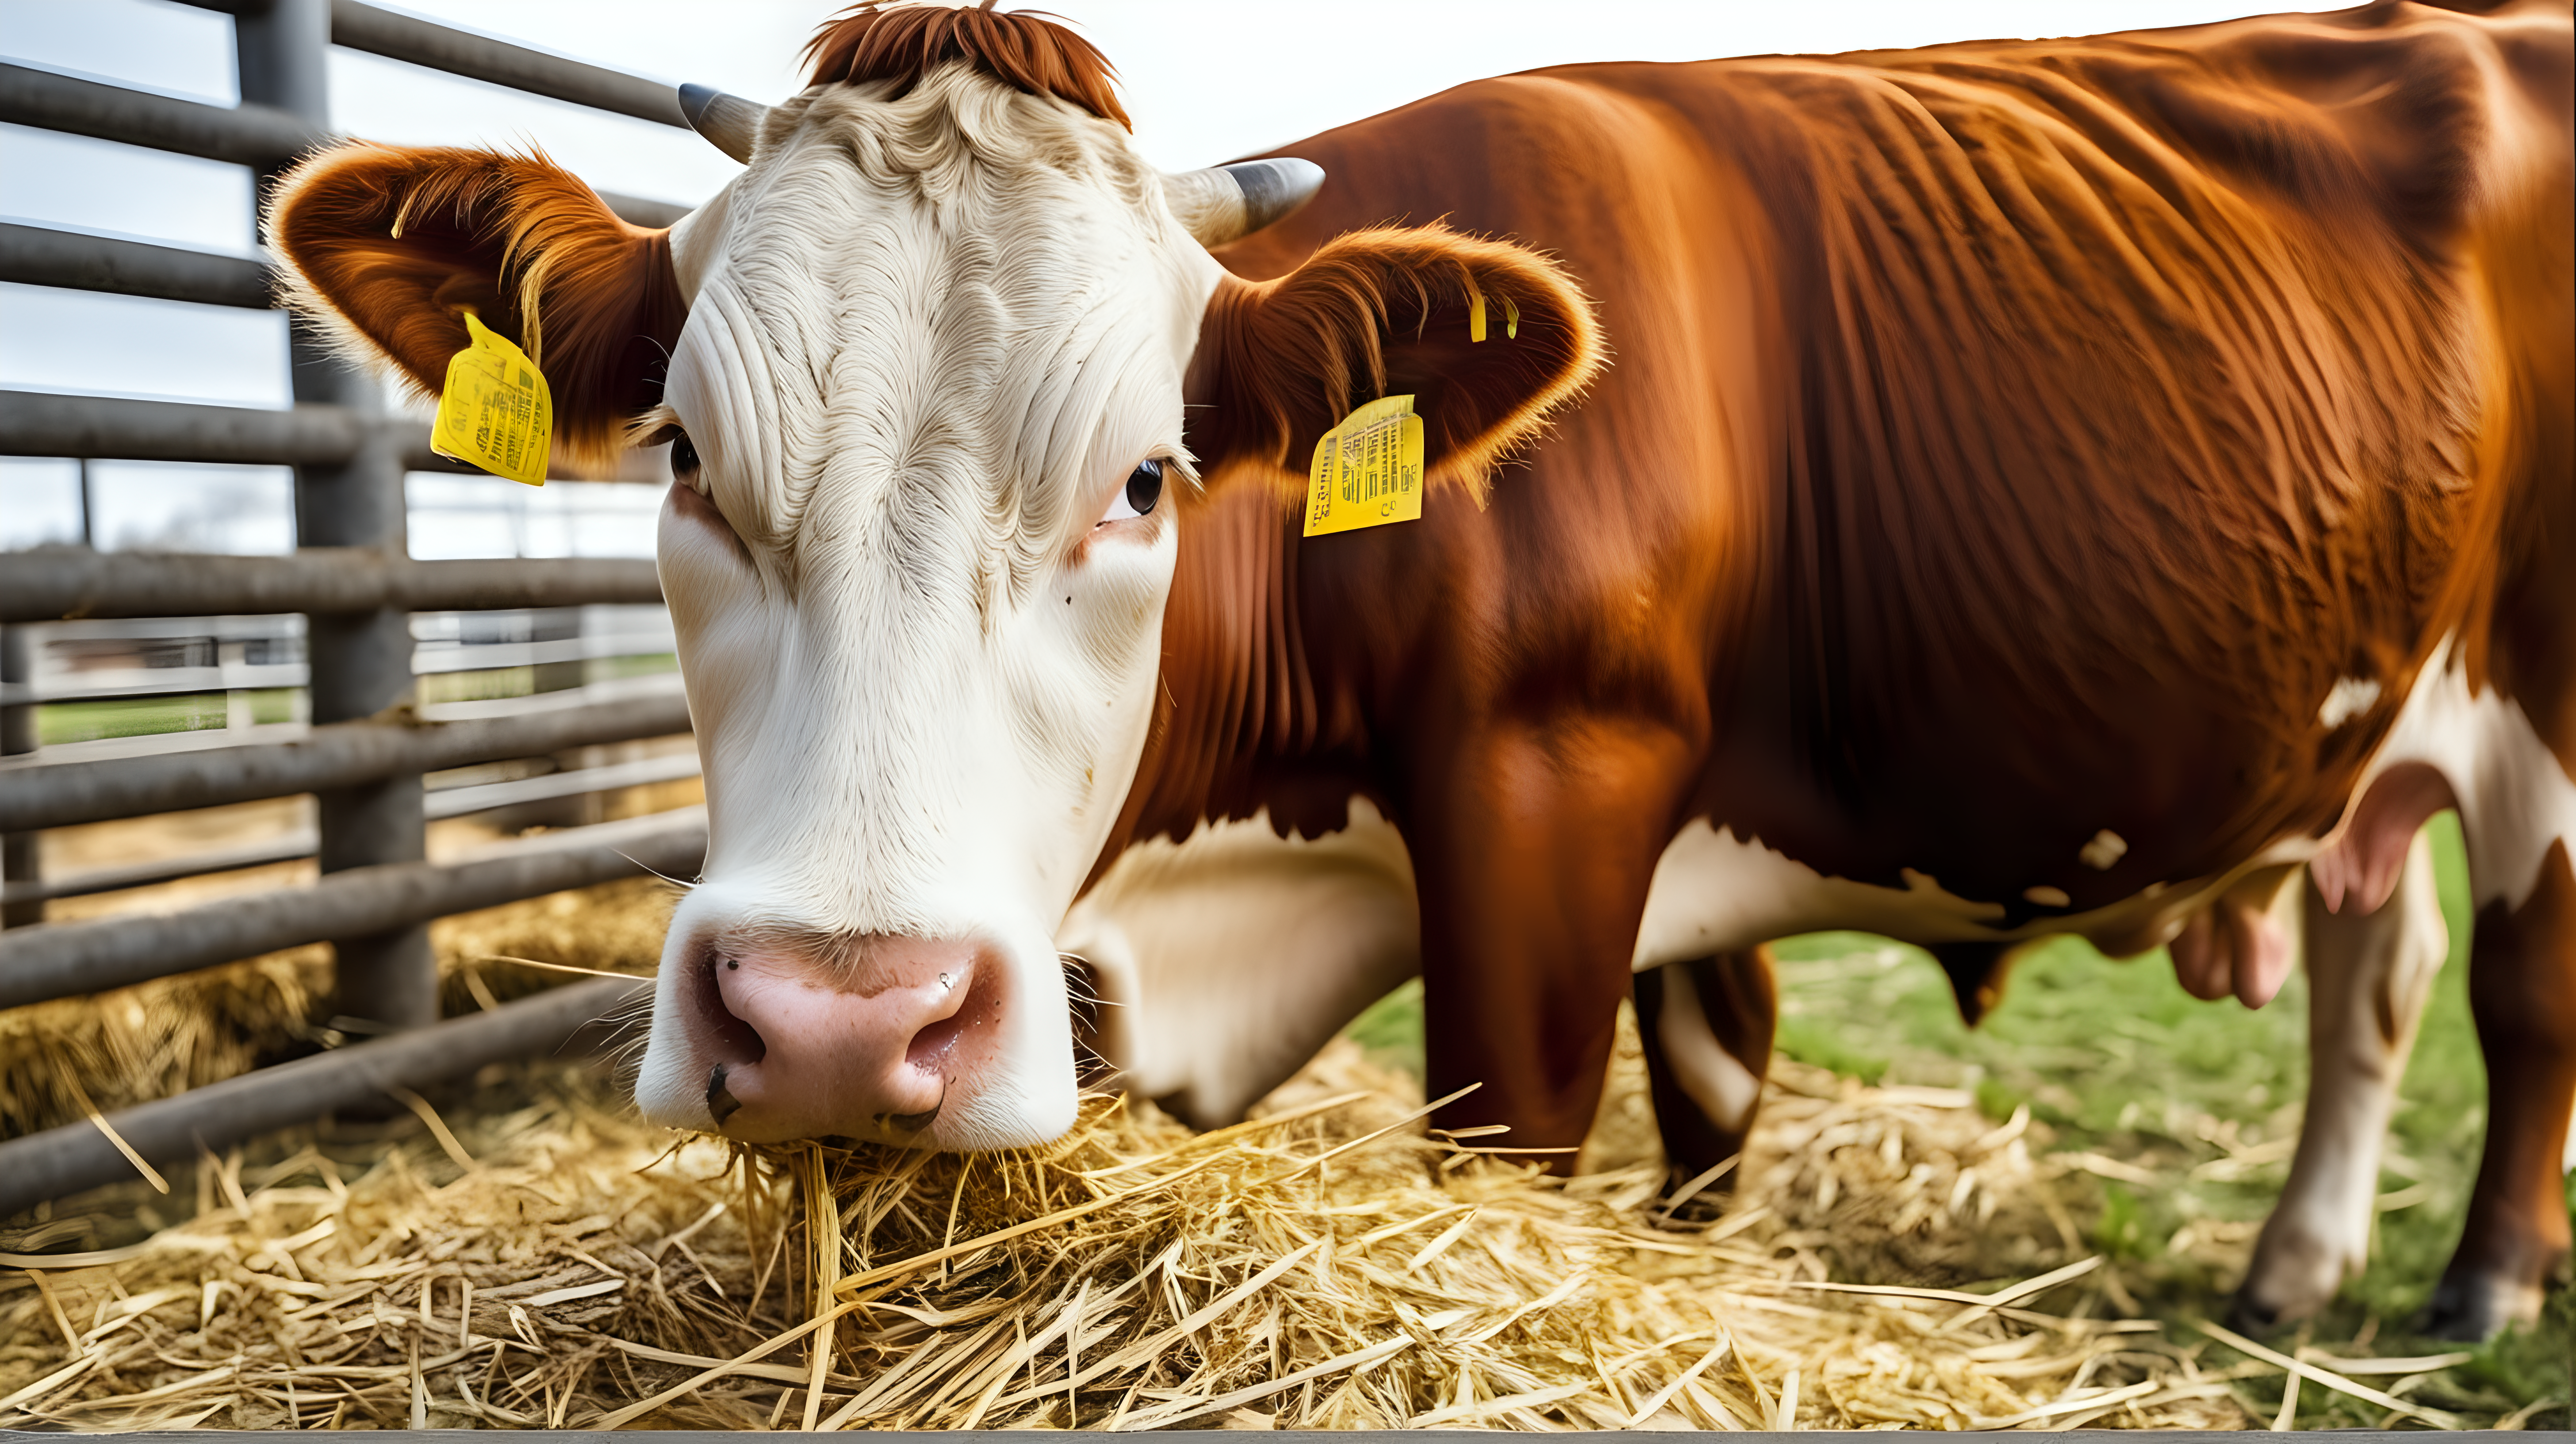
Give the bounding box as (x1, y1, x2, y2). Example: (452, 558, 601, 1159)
(2223, 1290, 2285, 1337)
(2420, 1268, 2542, 1341)
(2231, 1217, 2346, 1333)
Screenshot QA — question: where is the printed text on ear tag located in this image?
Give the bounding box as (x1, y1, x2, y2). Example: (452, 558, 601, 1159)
(431, 312, 553, 486)
(1303, 394, 1424, 538)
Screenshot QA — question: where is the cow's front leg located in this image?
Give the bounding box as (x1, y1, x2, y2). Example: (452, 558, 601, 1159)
(1409, 722, 1694, 1162)
(1635, 949, 1778, 1190)
(2232, 832, 2447, 1331)
(2427, 840, 2576, 1339)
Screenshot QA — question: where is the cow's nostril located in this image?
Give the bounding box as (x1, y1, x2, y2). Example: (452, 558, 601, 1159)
(696, 954, 767, 1064)
(905, 1010, 966, 1068)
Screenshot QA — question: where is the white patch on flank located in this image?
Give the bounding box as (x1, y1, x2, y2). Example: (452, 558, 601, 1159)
(1652, 962, 1762, 1133)
(2318, 676, 2384, 730)
(1633, 823, 2009, 971)
(1062, 799, 1420, 1129)
(2079, 829, 2128, 871)
(2352, 634, 2576, 913)
(2023, 885, 2072, 908)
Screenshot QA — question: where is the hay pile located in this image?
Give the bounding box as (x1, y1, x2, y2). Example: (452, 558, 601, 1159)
(0, 876, 675, 1142)
(8, 1023, 2358, 1433)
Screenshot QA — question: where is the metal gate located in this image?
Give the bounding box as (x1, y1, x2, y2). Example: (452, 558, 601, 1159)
(0, 0, 714, 1215)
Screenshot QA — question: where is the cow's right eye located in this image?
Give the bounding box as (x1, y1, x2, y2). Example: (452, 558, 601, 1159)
(670, 430, 703, 485)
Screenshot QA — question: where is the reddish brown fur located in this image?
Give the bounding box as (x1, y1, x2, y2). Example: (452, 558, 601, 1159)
(803, 1, 1129, 130)
(1119, 0, 2568, 1327)
(267, 144, 687, 472)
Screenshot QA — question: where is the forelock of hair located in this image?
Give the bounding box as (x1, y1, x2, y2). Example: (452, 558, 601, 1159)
(803, 2, 1129, 131)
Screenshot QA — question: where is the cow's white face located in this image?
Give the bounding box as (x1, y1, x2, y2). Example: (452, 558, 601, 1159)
(631, 73, 1224, 1147)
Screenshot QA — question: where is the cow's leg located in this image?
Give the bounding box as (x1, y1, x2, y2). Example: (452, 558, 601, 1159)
(1633, 948, 1777, 1189)
(1411, 724, 1693, 1161)
(2427, 839, 2576, 1339)
(1059, 800, 1419, 1130)
(2232, 832, 2446, 1331)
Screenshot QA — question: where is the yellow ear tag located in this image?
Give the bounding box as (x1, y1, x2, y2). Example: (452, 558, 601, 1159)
(1303, 394, 1424, 538)
(1468, 287, 1488, 343)
(431, 312, 552, 486)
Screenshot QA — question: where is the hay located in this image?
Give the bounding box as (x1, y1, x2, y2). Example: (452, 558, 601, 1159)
(4, 1025, 2292, 1432)
(0, 876, 676, 1141)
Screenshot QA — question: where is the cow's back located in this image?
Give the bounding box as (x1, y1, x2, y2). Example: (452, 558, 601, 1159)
(1205, 0, 2572, 904)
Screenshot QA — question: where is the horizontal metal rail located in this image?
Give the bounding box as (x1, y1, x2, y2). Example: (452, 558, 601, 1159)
(329, 0, 690, 129)
(1, 831, 314, 906)
(3, 752, 700, 904)
(2, 547, 664, 623)
(0, 389, 417, 467)
(0, 806, 703, 1009)
(0, 690, 693, 831)
(426, 750, 700, 819)
(0, 60, 320, 167)
(1, 662, 307, 708)
(0, 974, 647, 1217)
(0, 222, 275, 309)
(0, 65, 690, 230)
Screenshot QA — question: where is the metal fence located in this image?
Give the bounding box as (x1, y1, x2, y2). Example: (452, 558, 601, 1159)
(0, 0, 709, 1214)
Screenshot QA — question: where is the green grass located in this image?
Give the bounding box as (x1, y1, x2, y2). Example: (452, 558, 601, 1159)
(1338, 812, 2569, 1423)
(39, 689, 299, 745)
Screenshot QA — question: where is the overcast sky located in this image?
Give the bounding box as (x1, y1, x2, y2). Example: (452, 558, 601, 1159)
(0, 0, 2338, 556)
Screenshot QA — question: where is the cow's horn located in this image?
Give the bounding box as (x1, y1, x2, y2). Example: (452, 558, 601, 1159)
(1164, 158, 1326, 247)
(678, 83, 768, 165)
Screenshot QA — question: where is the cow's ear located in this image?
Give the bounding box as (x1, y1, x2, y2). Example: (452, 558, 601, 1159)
(268, 142, 687, 472)
(1184, 224, 1601, 503)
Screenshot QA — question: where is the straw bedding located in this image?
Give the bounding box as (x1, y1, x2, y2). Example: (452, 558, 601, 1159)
(2, 872, 2518, 1431)
(6, 1003, 2311, 1433)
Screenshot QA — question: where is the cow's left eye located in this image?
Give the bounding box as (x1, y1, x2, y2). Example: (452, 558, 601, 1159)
(1100, 459, 1162, 523)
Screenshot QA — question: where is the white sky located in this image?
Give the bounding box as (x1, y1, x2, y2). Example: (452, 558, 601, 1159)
(0, 0, 2335, 555)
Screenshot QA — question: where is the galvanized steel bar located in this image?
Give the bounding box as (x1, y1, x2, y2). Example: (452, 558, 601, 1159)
(0, 807, 704, 1010)
(240, 0, 435, 1031)
(0, 974, 648, 1216)
(0, 691, 694, 832)
(0, 61, 322, 168)
(0, 628, 38, 929)
(330, 0, 691, 129)
(0, 223, 278, 309)
(0, 71, 682, 230)
(0, 390, 379, 466)
(0, 549, 664, 622)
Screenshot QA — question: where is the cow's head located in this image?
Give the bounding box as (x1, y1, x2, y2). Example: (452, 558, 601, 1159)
(272, 4, 1598, 1148)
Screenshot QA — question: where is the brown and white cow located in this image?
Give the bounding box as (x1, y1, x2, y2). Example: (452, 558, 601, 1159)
(272, 2, 2570, 1339)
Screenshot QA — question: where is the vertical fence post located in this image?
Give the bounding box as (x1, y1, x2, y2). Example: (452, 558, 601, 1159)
(0, 627, 40, 929)
(237, 0, 438, 1032)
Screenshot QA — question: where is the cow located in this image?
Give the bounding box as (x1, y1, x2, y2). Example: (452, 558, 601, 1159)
(269, 1, 2570, 1340)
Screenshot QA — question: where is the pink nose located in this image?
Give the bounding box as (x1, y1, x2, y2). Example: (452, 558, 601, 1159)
(686, 934, 989, 1142)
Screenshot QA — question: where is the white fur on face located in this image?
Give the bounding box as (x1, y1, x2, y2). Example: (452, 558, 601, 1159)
(634, 68, 1226, 1149)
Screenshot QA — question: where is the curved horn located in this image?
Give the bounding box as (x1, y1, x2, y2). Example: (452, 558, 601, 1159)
(678, 83, 769, 165)
(1164, 158, 1325, 248)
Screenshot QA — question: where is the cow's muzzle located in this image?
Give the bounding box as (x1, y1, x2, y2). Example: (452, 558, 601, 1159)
(679, 933, 998, 1144)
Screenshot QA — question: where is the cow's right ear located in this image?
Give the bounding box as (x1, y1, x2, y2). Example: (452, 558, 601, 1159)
(268, 142, 688, 471)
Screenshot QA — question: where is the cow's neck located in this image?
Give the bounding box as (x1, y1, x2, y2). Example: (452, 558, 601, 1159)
(1093, 480, 1371, 881)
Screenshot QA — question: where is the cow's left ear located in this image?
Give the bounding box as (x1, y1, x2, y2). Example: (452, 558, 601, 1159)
(1185, 225, 1602, 503)
(268, 142, 688, 473)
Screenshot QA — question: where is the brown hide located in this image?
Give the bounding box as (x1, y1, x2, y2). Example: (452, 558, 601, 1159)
(1116, 1, 2572, 1150)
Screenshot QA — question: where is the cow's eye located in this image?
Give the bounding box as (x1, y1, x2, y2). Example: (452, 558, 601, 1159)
(1101, 459, 1162, 524)
(669, 430, 703, 487)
